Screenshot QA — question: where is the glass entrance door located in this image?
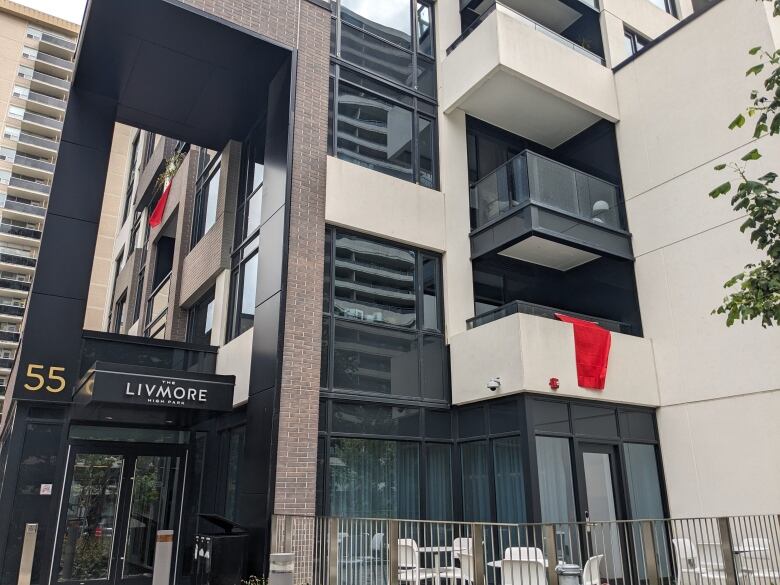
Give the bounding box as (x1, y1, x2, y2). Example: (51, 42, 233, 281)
(577, 443, 625, 582)
(55, 446, 184, 585)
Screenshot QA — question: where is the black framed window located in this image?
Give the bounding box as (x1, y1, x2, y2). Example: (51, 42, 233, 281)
(235, 123, 264, 247)
(624, 28, 650, 56)
(330, 0, 438, 188)
(226, 236, 258, 342)
(132, 268, 144, 325)
(187, 287, 215, 346)
(321, 227, 446, 402)
(647, 0, 677, 16)
(122, 133, 140, 224)
(222, 426, 245, 521)
(112, 293, 126, 334)
(191, 150, 221, 247)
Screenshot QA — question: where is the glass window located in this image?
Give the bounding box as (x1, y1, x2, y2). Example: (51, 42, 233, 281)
(536, 437, 576, 523)
(332, 402, 420, 436)
(532, 400, 570, 434)
(418, 116, 435, 188)
(421, 254, 440, 331)
(572, 405, 618, 438)
(113, 294, 126, 334)
(493, 437, 526, 523)
(416, 3, 433, 57)
(461, 441, 491, 521)
(230, 249, 257, 340)
(341, 0, 412, 48)
(421, 335, 445, 401)
(624, 29, 649, 56)
(647, 0, 676, 15)
(187, 288, 215, 346)
(334, 232, 416, 327)
(489, 401, 521, 434)
(623, 443, 664, 519)
(224, 427, 245, 520)
(329, 438, 420, 518)
(336, 81, 414, 183)
(332, 320, 419, 396)
(426, 444, 452, 520)
(123, 133, 139, 224)
(191, 155, 221, 247)
(619, 410, 656, 441)
(425, 410, 451, 439)
(340, 25, 414, 88)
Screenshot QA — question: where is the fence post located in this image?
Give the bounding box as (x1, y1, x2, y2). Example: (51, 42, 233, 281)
(328, 518, 339, 585)
(389, 520, 399, 585)
(472, 524, 485, 585)
(284, 515, 294, 554)
(718, 517, 739, 585)
(271, 516, 280, 554)
(544, 524, 558, 585)
(641, 521, 660, 585)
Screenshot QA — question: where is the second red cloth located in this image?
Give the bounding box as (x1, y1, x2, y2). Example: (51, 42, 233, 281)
(554, 313, 612, 390)
(149, 178, 173, 228)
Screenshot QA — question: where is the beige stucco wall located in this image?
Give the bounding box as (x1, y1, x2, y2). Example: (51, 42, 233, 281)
(615, 0, 780, 516)
(84, 123, 133, 330)
(450, 312, 660, 407)
(217, 326, 252, 407)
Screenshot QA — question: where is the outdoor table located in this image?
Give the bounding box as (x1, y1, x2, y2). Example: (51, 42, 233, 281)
(487, 559, 550, 568)
(419, 546, 455, 585)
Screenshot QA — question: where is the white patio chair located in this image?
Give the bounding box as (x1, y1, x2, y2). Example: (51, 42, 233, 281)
(672, 538, 722, 585)
(398, 538, 439, 584)
(501, 559, 548, 585)
(582, 554, 604, 585)
(504, 547, 545, 564)
(371, 533, 386, 556)
(739, 538, 780, 580)
(453, 537, 473, 562)
(441, 549, 476, 584)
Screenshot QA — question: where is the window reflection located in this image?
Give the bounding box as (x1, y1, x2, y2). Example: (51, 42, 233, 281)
(341, 0, 412, 48)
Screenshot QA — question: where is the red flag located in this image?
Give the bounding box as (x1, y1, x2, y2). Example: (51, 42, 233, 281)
(555, 313, 612, 390)
(149, 178, 172, 228)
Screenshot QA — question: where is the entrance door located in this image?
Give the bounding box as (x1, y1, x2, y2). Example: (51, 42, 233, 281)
(576, 443, 625, 581)
(54, 445, 185, 585)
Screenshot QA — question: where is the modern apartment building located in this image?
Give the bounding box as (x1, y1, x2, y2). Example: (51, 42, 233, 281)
(0, 0, 778, 585)
(0, 1, 77, 405)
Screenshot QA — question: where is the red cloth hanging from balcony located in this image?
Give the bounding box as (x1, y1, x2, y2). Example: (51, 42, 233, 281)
(555, 313, 612, 390)
(149, 177, 172, 228)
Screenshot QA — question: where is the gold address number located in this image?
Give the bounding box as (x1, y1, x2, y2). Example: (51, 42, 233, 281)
(23, 364, 66, 394)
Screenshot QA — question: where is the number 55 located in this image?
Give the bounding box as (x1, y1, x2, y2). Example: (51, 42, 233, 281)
(23, 364, 66, 393)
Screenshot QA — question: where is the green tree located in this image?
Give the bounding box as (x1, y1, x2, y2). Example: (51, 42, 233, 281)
(709, 0, 780, 327)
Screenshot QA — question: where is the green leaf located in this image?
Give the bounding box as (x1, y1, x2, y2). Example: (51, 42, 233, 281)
(746, 64, 765, 76)
(729, 114, 746, 130)
(714, 163, 727, 171)
(709, 182, 732, 198)
(749, 46, 762, 55)
(741, 148, 762, 161)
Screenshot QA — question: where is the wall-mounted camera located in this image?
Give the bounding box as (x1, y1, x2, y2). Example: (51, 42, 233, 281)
(487, 377, 501, 392)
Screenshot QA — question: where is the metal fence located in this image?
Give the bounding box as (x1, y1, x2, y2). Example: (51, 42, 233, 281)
(271, 515, 780, 585)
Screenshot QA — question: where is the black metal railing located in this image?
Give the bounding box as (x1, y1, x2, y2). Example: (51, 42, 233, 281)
(471, 150, 625, 232)
(0, 224, 41, 240)
(13, 155, 55, 174)
(0, 253, 36, 268)
(0, 304, 25, 317)
(0, 358, 15, 369)
(0, 199, 46, 217)
(467, 299, 632, 333)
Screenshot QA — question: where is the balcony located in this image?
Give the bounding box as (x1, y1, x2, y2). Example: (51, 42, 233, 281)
(450, 310, 658, 406)
(22, 111, 63, 135)
(0, 304, 25, 318)
(0, 252, 36, 269)
(15, 132, 59, 156)
(7, 176, 50, 198)
(0, 198, 47, 218)
(442, 2, 618, 148)
(23, 90, 67, 114)
(12, 154, 55, 177)
(39, 31, 77, 57)
(0, 330, 21, 343)
(470, 151, 632, 266)
(33, 50, 74, 75)
(30, 70, 70, 96)
(0, 223, 42, 240)
(0, 358, 14, 369)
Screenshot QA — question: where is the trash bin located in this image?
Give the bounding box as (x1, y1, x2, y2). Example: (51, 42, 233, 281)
(194, 514, 249, 585)
(556, 562, 583, 585)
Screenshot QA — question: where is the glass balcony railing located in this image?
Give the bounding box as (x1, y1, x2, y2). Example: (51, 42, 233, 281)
(0, 304, 25, 317)
(0, 223, 41, 240)
(468, 299, 633, 334)
(0, 252, 36, 268)
(470, 150, 625, 232)
(0, 278, 29, 292)
(40, 31, 77, 53)
(0, 357, 15, 369)
(32, 70, 69, 90)
(23, 111, 63, 131)
(13, 154, 55, 174)
(0, 330, 21, 342)
(9, 177, 50, 195)
(26, 90, 67, 110)
(0, 198, 46, 217)
(17, 132, 58, 152)
(35, 51, 74, 71)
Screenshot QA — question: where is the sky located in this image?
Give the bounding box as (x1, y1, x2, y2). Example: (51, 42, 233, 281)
(14, 0, 87, 24)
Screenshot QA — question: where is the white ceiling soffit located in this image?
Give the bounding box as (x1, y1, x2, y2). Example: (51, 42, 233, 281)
(498, 235, 600, 271)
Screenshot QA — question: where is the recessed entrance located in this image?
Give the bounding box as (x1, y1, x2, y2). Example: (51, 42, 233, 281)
(53, 437, 187, 585)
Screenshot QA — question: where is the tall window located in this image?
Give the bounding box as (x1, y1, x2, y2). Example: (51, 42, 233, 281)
(330, 0, 438, 187)
(321, 227, 446, 401)
(112, 293, 127, 334)
(191, 149, 221, 247)
(647, 0, 677, 16)
(624, 28, 650, 56)
(187, 287, 215, 346)
(226, 236, 258, 342)
(235, 124, 264, 246)
(122, 133, 139, 224)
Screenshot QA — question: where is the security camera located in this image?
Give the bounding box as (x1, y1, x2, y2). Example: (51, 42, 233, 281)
(487, 377, 501, 392)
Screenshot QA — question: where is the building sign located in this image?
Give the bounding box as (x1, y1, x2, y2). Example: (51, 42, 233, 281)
(76, 362, 235, 412)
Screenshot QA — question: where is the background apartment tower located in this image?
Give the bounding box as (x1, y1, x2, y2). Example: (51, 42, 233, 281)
(0, 1, 77, 404)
